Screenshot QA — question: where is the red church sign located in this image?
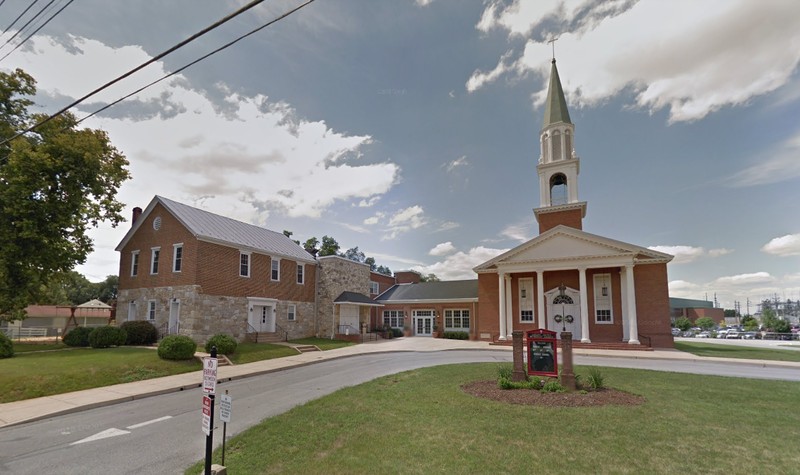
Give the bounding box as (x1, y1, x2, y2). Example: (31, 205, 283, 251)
(526, 329, 558, 377)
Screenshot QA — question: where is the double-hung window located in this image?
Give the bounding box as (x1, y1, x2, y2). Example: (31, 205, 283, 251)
(131, 251, 140, 276)
(147, 300, 156, 321)
(594, 273, 613, 323)
(271, 259, 280, 281)
(288, 304, 296, 321)
(150, 247, 160, 274)
(173, 244, 183, 272)
(296, 263, 304, 284)
(240, 251, 251, 277)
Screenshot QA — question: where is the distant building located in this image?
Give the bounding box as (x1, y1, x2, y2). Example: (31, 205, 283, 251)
(670, 297, 725, 325)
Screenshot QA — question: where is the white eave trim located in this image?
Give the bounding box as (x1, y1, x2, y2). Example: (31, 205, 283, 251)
(197, 236, 316, 264)
(376, 298, 479, 304)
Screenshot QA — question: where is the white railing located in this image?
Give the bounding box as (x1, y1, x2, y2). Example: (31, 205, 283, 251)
(1, 327, 49, 338)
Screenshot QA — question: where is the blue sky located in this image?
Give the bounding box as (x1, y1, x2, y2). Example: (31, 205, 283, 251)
(2, 0, 799, 311)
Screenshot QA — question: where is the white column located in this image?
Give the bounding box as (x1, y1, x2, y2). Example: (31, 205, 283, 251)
(505, 275, 513, 338)
(536, 270, 546, 329)
(620, 267, 629, 341)
(498, 272, 507, 340)
(579, 267, 591, 343)
(625, 264, 640, 344)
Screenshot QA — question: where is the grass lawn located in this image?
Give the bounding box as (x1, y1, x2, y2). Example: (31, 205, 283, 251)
(675, 341, 800, 362)
(0, 347, 201, 403)
(186, 363, 800, 475)
(2, 338, 354, 402)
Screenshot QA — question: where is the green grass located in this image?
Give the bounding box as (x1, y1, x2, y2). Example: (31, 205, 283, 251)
(289, 337, 354, 351)
(0, 347, 201, 402)
(227, 343, 297, 364)
(675, 341, 800, 362)
(9, 342, 70, 353)
(186, 364, 800, 474)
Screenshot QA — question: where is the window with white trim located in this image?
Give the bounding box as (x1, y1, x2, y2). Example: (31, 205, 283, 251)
(271, 258, 280, 281)
(127, 301, 137, 321)
(240, 251, 250, 277)
(519, 278, 534, 322)
(444, 309, 470, 331)
(594, 273, 613, 323)
(383, 310, 403, 328)
(288, 304, 296, 321)
(147, 300, 156, 321)
(369, 281, 379, 295)
(131, 251, 140, 277)
(150, 247, 160, 274)
(173, 244, 183, 272)
(296, 263, 304, 284)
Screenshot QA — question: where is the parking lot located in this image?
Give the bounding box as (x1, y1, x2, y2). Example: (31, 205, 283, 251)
(674, 336, 800, 351)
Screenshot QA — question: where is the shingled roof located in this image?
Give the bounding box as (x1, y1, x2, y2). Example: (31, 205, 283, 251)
(115, 196, 315, 263)
(377, 280, 478, 303)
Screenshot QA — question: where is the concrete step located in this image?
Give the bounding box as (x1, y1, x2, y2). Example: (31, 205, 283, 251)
(293, 345, 320, 353)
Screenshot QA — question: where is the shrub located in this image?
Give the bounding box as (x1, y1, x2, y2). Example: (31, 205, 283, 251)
(89, 326, 127, 348)
(0, 332, 13, 358)
(158, 335, 197, 360)
(205, 334, 237, 355)
(391, 327, 403, 338)
(443, 331, 469, 340)
(120, 321, 158, 345)
(541, 379, 566, 393)
(497, 363, 513, 380)
(585, 367, 605, 390)
(63, 327, 93, 347)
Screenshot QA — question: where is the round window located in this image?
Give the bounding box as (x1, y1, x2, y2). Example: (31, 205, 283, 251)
(153, 216, 162, 230)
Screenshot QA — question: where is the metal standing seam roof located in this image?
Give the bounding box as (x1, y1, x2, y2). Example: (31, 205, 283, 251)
(542, 59, 572, 127)
(116, 196, 315, 263)
(334, 291, 384, 306)
(377, 280, 478, 302)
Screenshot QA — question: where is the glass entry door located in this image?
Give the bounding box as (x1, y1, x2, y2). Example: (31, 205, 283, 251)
(413, 310, 433, 336)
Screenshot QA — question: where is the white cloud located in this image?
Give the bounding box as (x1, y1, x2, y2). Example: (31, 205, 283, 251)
(444, 155, 468, 172)
(429, 242, 456, 256)
(414, 246, 508, 280)
(761, 233, 800, 256)
(415, 0, 434, 6)
(726, 130, 800, 187)
(385, 205, 427, 239)
(363, 212, 385, 226)
(648, 245, 731, 264)
(712, 272, 774, 286)
(357, 196, 381, 208)
(437, 221, 460, 232)
(470, 0, 800, 123)
(501, 221, 533, 242)
(6, 34, 400, 223)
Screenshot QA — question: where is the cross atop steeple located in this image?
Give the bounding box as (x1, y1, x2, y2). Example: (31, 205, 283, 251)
(547, 37, 559, 61)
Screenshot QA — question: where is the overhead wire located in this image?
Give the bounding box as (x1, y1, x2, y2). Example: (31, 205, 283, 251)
(0, 0, 56, 51)
(2, 0, 40, 35)
(73, 0, 316, 128)
(0, 0, 277, 146)
(0, 0, 74, 62)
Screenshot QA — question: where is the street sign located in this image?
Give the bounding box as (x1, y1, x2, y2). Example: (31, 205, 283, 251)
(219, 394, 232, 423)
(202, 357, 218, 394)
(201, 395, 212, 436)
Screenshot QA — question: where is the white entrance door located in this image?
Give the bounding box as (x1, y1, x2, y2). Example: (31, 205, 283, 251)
(249, 305, 276, 332)
(168, 300, 180, 334)
(545, 287, 582, 340)
(340, 305, 359, 334)
(413, 310, 434, 336)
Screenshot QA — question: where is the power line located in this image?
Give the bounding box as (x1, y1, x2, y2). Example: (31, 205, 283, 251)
(2, 0, 40, 35)
(0, 0, 275, 146)
(0, 0, 56, 51)
(0, 0, 73, 62)
(74, 0, 316, 128)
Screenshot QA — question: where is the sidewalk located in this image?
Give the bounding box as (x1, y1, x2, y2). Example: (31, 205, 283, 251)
(2, 338, 798, 428)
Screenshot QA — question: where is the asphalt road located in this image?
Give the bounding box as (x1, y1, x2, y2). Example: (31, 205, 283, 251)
(1, 350, 798, 475)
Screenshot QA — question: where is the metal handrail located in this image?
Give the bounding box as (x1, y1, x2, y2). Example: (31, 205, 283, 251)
(337, 324, 359, 335)
(275, 322, 288, 341)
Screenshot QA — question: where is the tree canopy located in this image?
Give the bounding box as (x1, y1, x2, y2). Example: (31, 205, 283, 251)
(298, 234, 392, 276)
(0, 69, 129, 318)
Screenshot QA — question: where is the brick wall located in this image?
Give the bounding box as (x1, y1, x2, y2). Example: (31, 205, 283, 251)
(537, 208, 583, 234)
(477, 273, 499, 340)
(634, 263, 673, 348)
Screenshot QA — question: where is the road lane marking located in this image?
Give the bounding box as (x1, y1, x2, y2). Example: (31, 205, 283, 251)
(126, 416, 172, 429)
(70, 428, 130, 445)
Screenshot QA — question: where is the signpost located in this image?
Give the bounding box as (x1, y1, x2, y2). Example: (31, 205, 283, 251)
(202, 347, 217, 475)
(219, 391, 232, 465)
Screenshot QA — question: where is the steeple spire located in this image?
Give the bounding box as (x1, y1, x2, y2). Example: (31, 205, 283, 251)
(542, 59, 572, 128)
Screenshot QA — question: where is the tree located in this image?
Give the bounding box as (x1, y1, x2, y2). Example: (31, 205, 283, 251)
(319, 235, 340, 256)
(95, 275, 119, 304)
(674, 316, 692, 331)
(0, 69, 130, 318)
(741, 315, 758, 331)
(282, 230, 300, 245)
(723, 309, 736, 319)
(375, 265, 392, 276)
(365, 256, 376, 271)
(695, 317, 715, 331)
(419, 273, 440, 282)
(344, 246, 366, 263)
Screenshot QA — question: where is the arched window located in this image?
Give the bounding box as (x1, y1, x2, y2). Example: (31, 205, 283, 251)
(564, 130, 572, 159)
(553, 295, 574, 304)
(542, 133, 550, 162)
(549, 173, 568, 205)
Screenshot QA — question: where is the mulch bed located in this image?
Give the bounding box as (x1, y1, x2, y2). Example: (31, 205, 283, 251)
(461, 380, 646, 407)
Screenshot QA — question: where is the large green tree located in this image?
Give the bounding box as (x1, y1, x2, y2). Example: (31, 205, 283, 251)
(0, 69, 129, 319)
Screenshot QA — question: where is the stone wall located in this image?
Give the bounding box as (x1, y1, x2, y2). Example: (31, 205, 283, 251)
(317, 256, 371, 337)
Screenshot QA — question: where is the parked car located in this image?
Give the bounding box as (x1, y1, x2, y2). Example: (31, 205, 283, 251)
(726, 331, 741, 339)
(671, 328, 681, 337)
(716, 329, 729, 339)
(741, 332, 757, 340)
(696, 331, 710, 338)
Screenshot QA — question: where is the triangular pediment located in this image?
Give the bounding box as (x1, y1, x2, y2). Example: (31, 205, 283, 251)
(474, 225, 672, 271)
